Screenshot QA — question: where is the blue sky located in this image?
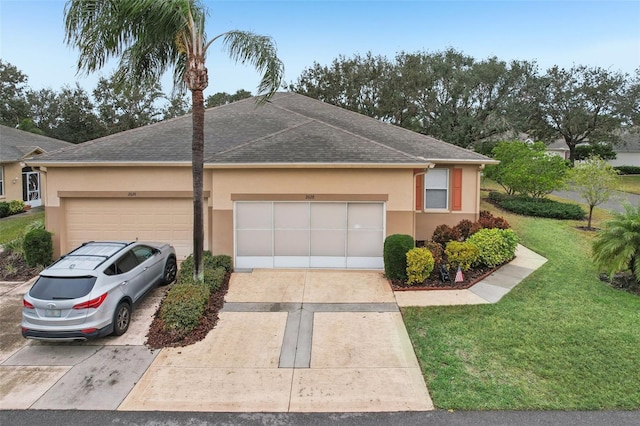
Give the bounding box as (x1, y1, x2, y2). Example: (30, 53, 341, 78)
(1, 0, 639, 98)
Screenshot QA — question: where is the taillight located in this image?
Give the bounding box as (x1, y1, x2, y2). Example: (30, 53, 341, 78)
(81, 328, 97, 334)
(73, 293, 108, 310)
(23, 299, 34, 309)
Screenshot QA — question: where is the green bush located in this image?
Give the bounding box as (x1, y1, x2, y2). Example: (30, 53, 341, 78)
(206, 254, 233, 273)
(179, 252, 233, 282)
(383, 234, 415, 281)
(204, 267, 226, 292)
(495, 195, 585, 220)
(160, 283, 210, 334)
(8, 200, 25, 215)
(0, 202, 10, 218)
(445, 241, 480, 271)
(431, 224, 461, 247)
(467, 228, 519, 267)
(406, 247, 435, 285)
(614, 166, 640, 175)
(22, 228, 53, 267)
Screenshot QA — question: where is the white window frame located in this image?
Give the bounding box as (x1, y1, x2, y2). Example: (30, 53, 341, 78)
(0, 166, 4, 197)
(424, 168, 449, 211)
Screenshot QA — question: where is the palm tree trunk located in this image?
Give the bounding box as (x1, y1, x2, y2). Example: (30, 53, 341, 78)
(191, 88, 205, 281)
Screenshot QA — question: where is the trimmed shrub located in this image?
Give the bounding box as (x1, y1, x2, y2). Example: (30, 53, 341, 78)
(207, 254, 233, 273)
(406, 247, 435, 285)
(8, 200, 25, 215)
(204, 267, 226, 292)
(454, 219, 481, 240)
(426, 241, 444, 265)
(23, 228, 53, 267)
(478, 208, 511, 229)
(432, 224, 461, 247)
(445, 241, 480, 271)
(498, 196, 585, 220)
(383, 234, 415, 281)
(160, 283, 210, 334)
(614, 166, 640, 175)
(467, 228, 519, 268)
(0, 202, 10, 218)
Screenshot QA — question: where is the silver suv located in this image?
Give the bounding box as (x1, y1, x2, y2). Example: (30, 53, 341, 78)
(22, 241, 177, 341)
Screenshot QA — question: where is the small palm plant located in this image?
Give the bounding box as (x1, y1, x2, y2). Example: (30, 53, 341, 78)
(592, 203, 640, 284)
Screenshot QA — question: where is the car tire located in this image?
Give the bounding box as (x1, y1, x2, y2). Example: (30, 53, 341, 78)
(112, 301, 131, 336)
(161, 257, 177, 285)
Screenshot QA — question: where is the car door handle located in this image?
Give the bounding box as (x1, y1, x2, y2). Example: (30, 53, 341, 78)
(121, 281, 128, 286)
(144, 267, 149, 271)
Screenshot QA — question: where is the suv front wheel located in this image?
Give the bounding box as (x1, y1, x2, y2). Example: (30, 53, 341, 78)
(161, 257, 177, 285)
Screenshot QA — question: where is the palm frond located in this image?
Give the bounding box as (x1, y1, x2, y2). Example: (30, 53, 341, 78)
(219, 30, 285, 102)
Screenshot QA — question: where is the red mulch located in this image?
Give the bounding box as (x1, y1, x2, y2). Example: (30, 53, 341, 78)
(390, 264, 501, 291)
(145, 272, 230, 349)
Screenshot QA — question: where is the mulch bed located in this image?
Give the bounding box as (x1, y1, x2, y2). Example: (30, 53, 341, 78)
(389, 264, 500, 291)
(145, 272, 231, 349)
(600, 272, 640, 297)
(0, 250, 41, 281)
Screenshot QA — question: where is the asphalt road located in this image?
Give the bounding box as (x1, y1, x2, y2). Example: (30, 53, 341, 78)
(2, 410, 640, 425)
(554, 189, 640, 214)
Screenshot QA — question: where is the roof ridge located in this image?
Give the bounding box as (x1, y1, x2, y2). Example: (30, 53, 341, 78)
(268, 98, 424, 162)
(208, 118, 315, 159)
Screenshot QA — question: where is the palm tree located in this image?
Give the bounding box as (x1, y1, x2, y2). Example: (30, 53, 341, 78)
(64, 0, 284, 279)
(592, 203, 640, 284)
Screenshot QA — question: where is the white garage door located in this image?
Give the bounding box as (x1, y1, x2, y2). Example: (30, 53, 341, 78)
(65, 198, 196, 259)
(235, 202, 385, 269)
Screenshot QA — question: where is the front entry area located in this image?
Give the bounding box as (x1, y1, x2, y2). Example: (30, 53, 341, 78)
(234, 201, 385, 269)
(22, 169, 41, 208)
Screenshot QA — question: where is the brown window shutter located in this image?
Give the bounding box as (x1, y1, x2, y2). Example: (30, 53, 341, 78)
(452, 168, 462, 211)
(414, 169, 423, 210)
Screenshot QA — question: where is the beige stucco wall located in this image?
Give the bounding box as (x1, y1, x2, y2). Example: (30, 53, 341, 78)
(210, 167, 416, 256)
(41, 164, 484, 259)
(0, 162, 24, 202)
(414, 164, 482, 241)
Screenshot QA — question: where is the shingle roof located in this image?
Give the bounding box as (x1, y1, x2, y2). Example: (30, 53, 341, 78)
(0, 126, 75, 163)
(31, 92, 494, 165)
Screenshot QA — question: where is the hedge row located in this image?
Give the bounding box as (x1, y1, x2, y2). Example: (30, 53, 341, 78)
(614, 166, 640, 175)
(489, 191, 585, 220)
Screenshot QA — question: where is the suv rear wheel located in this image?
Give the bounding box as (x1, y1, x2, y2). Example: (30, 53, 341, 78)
(112, 301, 131, 336)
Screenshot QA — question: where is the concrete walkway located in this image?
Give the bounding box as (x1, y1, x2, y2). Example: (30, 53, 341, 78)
(120, 270, 433, 412)
(395, 245, 547, 307)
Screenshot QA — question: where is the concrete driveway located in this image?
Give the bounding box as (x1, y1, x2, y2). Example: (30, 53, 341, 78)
(1, 270, 432, 412)
(0, 279, 164, 410)
(120, 270, 433, 412)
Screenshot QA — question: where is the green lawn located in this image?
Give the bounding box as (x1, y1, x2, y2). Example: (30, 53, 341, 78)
(0, 211, 45, 245)
(403, 203, 640, 410)
(620, 175, 640, 195)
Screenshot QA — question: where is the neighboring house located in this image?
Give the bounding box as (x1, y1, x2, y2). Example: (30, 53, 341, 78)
(29, 92, 496, 269)
(546, 133, 640, 166)
(0, 126, 75, 208)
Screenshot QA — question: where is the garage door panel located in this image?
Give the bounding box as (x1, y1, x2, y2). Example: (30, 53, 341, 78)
(237, 230, 272, 256)
(310, 230, 345, 256)
(235, 201, 384, 269)
(274, 230, 309, 256)
(348, 230, 384, 257)
(65, 198, 198, 259)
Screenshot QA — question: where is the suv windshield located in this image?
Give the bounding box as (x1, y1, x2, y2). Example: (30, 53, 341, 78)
(29, 276, 97, 300)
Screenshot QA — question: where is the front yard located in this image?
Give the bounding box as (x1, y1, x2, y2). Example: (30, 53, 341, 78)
(403, 200, 640, 409)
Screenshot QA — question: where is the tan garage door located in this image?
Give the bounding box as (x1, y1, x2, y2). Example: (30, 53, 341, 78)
(65, 198, 197, 259)
(235, 201, 385, 269)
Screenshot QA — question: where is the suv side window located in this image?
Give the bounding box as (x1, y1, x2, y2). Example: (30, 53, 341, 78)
(104, 250, 140, 276)
(132, 245, 155, 263)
